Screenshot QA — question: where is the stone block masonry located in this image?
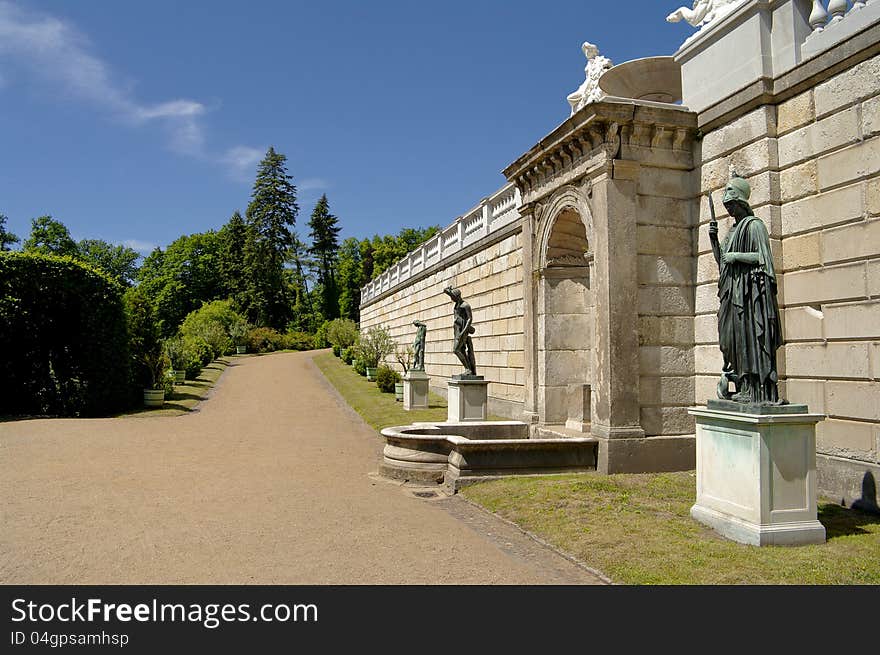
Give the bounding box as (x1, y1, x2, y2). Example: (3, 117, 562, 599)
(695, 41, 880, 500)
(360, 227, 527, 418)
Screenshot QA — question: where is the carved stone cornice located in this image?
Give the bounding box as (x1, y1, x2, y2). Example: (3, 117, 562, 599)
(502, 98, 698, 205)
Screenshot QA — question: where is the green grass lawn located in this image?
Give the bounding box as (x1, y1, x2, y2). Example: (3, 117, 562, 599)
(313, 351, 449, 430)
(315, 350, 879, 584)
(117, 357, 231, 418)
(461, 472, 880, 584)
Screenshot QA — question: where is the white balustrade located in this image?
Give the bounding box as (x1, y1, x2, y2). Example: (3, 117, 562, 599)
(809, 0, 873, 32)
(804, 0, 879, 60)
(360, 183, 522, 304)
(809, 0, 829, 31)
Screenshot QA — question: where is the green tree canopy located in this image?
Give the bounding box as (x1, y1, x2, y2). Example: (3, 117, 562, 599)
(0, 213, 20, 251)
(77, 239, 140, 286)
(136, 231, 223, 336)
(23, 216, 78, 257)
(218, 210, 248, 309)
(337, 237, 363, 322)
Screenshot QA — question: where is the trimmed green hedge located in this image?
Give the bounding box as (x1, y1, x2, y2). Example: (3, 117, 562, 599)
(0, 252, 131, 416)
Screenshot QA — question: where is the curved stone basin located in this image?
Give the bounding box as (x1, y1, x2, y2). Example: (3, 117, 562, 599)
(380, 421, 598, 492)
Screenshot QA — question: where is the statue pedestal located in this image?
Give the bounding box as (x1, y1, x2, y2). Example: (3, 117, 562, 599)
(688, 402, 826, 546)
(403, 370, 430, 411)
(447, 377, 488, 422)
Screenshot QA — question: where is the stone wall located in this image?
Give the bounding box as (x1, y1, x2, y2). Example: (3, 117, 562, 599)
(694, 51, 880, 502)
(636, 169, 697, 438)
(359, 227, 527, 418)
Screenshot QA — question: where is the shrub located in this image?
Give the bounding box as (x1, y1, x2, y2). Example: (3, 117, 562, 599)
(0, 252, 131, 416)
(282, 331, 314, 351)
(353, 357, 367, 376)
(354, 325, 395, 368)
(332, 344, 341, 357)
(180, 299, 246, 357)
(162, 335, 187, 371)
(184, 335, 214, 368)
(247, 326, 284, 353)
(229, 315, 250, 347)
(313, 320, 331, 349)
(325, 318, 359, 350)
(340, 347, 354, 364)
(375, 366, 401, 393)
(124, 285, 161, 393)
(183, 351, 203, 380)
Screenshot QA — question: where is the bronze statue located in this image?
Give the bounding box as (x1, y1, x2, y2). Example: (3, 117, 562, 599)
(708, 172, 783, 404)
(411, 320, 427, 372)
(442, 286, 477, 377)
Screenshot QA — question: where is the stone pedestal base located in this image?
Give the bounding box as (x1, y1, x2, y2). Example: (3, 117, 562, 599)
(688, 404, 826, 546)
(447, 378, 488, 422)
(403, 371, 430, 410)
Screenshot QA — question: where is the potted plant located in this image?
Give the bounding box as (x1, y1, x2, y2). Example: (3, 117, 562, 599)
(143, 351, 171, 407)
(229, 317, 250, 355)
(376, 366, 402, 398)
(163, 336, 187, 384)
(356, 326, 395, 382)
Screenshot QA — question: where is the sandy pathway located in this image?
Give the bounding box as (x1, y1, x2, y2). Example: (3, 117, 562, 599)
(0, 351, 603, 584)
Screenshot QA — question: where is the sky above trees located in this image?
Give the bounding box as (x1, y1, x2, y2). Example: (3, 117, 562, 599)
(0, 1, 695, 254)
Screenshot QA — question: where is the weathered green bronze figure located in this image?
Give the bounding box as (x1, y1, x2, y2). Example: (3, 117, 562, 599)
(442, 286, 477, 377)
(411, 320, 427, 372)
(708, 172, 783, 404)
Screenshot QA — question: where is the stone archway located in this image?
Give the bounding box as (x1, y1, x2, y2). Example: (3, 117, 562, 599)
(535, 188, 595, 431)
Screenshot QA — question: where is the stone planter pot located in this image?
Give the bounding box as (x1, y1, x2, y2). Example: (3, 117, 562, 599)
(366, 367, 377, 381)
(236, 345, 247, 354)
(395, 383, 404, 402)
(143, 388, 165, 407)
(172, 370, 185, 384)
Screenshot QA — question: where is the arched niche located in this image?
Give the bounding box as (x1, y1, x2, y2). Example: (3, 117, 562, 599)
(534, 190, 595, 430)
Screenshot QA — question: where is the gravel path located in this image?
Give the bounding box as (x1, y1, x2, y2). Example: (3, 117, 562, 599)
(0, 351, 604, 584)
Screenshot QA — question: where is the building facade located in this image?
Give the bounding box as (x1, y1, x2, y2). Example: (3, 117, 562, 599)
(360, 0, 880, 503)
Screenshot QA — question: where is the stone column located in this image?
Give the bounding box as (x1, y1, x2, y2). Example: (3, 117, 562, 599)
(519, 210, 539, 427)
(590, 161, 645, 472)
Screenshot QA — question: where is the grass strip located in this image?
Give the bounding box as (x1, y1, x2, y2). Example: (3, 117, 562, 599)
(461, 471, 880, 584)
(117, 357, 231, 418)
(312, 351, 449, 430)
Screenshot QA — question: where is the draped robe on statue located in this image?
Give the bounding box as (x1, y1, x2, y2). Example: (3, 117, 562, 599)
(717, 214, 782, 403)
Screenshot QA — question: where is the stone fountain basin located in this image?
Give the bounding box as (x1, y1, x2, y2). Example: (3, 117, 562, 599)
(379, 421, 598, 492)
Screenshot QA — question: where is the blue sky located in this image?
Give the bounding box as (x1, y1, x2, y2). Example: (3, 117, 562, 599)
(0, 1, 695, 253)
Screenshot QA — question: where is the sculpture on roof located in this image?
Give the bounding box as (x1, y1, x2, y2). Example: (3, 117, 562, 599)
(666, 0, 744, 28)
(566, 42, 613, 116)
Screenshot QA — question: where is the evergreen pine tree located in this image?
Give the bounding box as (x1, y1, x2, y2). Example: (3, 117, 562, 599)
(218, 210, 248, 309)
(307, 194, 341, 320)
(243, 147, 299, 329)
(337, 237, 363, 322)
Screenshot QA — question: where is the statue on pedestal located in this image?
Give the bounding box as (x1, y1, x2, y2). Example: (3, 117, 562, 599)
(411, 320, 427, 372)
(708, 171, 783, 405)
(442, 286, 477, 377)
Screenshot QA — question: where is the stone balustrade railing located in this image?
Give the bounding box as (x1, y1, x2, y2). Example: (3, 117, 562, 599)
(360, 183, 522, 305)
(808, 0, 870, 31)
(803, 0, 878, 58)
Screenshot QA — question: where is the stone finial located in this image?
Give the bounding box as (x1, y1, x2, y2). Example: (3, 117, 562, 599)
(566, 41, 613, 116)
(666, 0, 744, 28)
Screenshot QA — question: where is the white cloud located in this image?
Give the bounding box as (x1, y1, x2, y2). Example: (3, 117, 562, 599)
(298, 178, 329, 192)
(0, 1, 256, 175)
(220, 146, 265, 180)
(123, 239, 158, 254)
